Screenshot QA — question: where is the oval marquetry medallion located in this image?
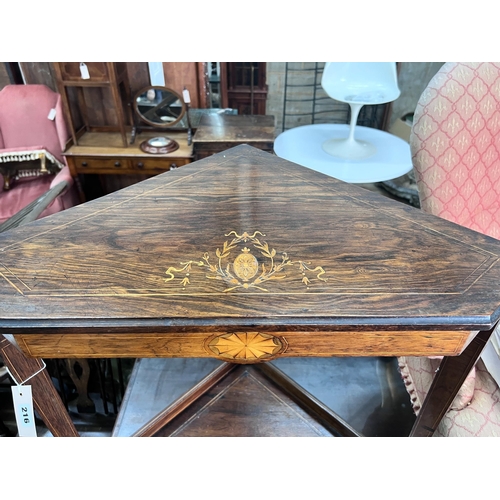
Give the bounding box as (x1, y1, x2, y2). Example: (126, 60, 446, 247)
(205, 332, 286, 363)
(233, 249, 259, 281)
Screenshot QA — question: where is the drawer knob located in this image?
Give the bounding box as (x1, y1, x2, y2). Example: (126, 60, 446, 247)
(81, 161, 88, 167)
(170, 163, 178, 170)
(137, 162, 144, 169)
(114, 161, 121, 168)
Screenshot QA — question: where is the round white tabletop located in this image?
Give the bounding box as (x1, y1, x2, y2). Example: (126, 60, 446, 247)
(273, 124, 413, 183)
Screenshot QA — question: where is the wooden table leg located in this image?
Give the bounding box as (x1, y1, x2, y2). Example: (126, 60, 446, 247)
(66, 159, 86, 203)
(0, 336, 79, 437)
(409, 326, 496, 437)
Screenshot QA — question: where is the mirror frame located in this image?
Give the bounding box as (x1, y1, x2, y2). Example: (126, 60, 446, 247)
(133, 85, 186, 129)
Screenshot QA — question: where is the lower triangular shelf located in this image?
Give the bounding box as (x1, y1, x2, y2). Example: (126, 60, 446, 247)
(122, 360, 360, 437)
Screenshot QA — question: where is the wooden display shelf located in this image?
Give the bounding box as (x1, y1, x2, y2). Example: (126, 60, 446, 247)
(54, 62, 132, 148)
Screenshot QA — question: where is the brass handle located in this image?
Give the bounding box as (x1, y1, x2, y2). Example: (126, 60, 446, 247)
(114, 161, 121, 168)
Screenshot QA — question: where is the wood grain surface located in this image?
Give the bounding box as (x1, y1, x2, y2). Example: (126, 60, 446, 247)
(12, 329, 474, 359)
(150, 363, 345, 437)
(192, 114, 275, 143)
(63, 130, 193, 159)
(3, 144, 499, 438)
(0, 336, 79, 436)
(192, 115, 275, 159)
(1, 145, 500, 360)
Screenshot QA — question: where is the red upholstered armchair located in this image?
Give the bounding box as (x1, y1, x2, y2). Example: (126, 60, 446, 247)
(399, 62, 500, 436)
(0, 84, 79, 228)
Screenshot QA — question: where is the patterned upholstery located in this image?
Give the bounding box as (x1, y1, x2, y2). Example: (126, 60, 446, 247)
(399, 62, 500, 436)
(411, 62, 500, 238)
(398, 356, 477, 414)
(399, 358, 500, 436)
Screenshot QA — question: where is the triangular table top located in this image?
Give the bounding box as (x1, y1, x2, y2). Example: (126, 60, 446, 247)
(2, 144, 500, 437)
(1, 145, 500, 331)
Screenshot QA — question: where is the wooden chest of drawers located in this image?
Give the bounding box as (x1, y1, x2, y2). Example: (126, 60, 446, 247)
(63, 130, 193, 200)
(192, 114, 275, 160)
(70, 156, 191, 175)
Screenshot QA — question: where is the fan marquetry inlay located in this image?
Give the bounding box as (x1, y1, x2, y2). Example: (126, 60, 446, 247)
(206, 332, 285, 362)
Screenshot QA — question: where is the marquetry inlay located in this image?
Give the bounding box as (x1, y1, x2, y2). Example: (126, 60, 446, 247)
(165, 231, 327, 292)
(205, 332, 286, 362)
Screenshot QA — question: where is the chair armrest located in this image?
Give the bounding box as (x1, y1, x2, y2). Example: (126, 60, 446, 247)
(0, 179, 68, 233)
(50, 166, 73, 189)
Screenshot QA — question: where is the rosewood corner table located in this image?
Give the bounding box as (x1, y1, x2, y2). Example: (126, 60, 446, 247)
(1, 145, 499, 437)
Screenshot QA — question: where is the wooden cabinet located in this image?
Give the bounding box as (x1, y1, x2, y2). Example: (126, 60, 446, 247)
(63, 111, 277, 201)
(192, 114, 275, 160)
(64, 130, 193, 201)
(56, 62, 119, 83)
(53, 62, 132, 147)
(71, 156, 189, 175)
(225, 62, 268, 115)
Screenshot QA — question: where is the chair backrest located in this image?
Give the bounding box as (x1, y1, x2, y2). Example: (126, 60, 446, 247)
(0, 84, 69, 163)
(321, 62, 400, 105)
(410, 62, 500, 239)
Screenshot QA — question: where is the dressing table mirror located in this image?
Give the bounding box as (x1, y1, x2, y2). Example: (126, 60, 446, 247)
(130, 86, 191, 153)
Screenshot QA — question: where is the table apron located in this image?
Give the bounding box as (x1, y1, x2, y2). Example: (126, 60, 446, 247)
(12, 329, 476, 362)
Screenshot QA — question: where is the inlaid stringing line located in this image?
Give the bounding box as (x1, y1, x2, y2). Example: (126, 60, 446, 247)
(277, 163, 500, 259)
(0, 155, 237, 253)
(0, 271, 24, 295)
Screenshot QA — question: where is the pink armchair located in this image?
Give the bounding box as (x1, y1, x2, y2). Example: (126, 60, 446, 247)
(0, 84, 79, 225)
(0, 85, 99, 427)
(399, 62, 500, 436)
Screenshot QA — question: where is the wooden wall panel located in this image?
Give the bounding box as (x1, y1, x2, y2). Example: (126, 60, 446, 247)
(126, 62, 151, 96)
(16, 63, 83, 131)
(81, 87, 122, 127)
(0, 63, 15, 90)
(11, 63, 208, 130)
(19, 62, 57, 91)
(197, 62, 209, 109)
(163, 62, 203, 108)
